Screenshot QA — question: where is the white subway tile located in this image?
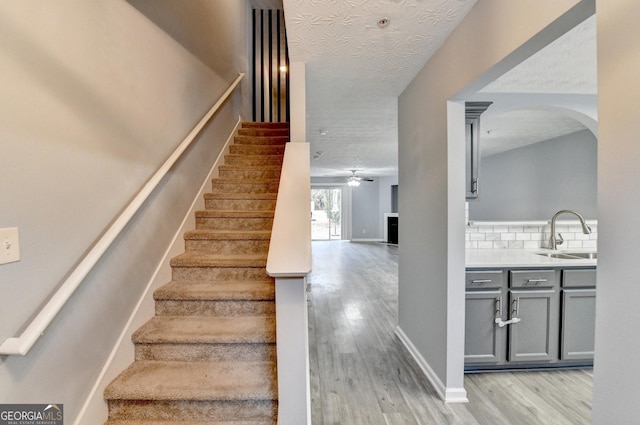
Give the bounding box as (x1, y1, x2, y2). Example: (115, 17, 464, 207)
(470, 233, 486, 241)
(523, 241, 540, 249)
(567, 241, 584, 249)
(509, 226, 524, 233)
(486, 233, 501, 241)
(508, 241, 524, 249)
(524, 226, 541, 233)
(478, 226, 494, 233)
(478, 241, 493, 249)
(583, 240, 598, 249)
(466, 241, 478, 249)
(493, 226, 509, 233)
(501, 233, 516, 241)
(493, 241, 508, 249)
(516, 233, 531, 241)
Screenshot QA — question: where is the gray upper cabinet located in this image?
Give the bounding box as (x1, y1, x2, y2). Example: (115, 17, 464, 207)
(465, 101, 492, 199)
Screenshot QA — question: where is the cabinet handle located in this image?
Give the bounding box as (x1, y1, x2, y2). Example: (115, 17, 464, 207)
(495, 297, 502, 318)
(526, 278, 548, 284)
(512, 297, 520, 316)
(471, 178, 478, 194)
(472, 279, 492, 284)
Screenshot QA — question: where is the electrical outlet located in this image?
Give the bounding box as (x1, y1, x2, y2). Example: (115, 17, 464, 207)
(0, 227, 20, 265)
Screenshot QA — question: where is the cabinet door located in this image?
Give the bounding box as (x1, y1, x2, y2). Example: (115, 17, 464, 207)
(508, 290, 559, 363)
(465, 291, 504, 364)
(561, 289, 596, 361)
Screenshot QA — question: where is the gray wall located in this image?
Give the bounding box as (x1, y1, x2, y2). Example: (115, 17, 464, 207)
(0, 1, 248, 422)
(592, 0, 640, 422)
(352, 180, 381, 239)
(469, 129, 597, 220)
(398, 0, 589, 398)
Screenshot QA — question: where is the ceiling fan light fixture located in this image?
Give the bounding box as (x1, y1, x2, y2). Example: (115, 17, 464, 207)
(347, 179, 360, 187)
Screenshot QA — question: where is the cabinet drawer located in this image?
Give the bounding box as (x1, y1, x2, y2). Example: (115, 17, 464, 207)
(466, 271, 503, 289)
(510, 270, 555, 288)
(562, 269, 597, 288)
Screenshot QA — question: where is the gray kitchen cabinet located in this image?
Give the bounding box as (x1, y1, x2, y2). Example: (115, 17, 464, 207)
(465, 266, 594, 370)
(561, 269, 597, 361)
(507, 289, 559, 363)
(465, 290, 505, 364)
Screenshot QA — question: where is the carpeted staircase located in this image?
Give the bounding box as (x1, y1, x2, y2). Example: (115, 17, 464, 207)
(104, 122, 289, 425)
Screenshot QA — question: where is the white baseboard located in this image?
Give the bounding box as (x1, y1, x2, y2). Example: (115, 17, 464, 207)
(74, 118, 242, 425)
(395, 326, 468, 404)
(350, 238, 385, 243)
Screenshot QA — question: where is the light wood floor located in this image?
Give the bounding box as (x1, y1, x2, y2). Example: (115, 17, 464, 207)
(307, 241, 592, 425)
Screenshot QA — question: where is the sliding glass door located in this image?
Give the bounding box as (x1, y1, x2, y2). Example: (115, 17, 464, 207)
(311, 187, 343, 240)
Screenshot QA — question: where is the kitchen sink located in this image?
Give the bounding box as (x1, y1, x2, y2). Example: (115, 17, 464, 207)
(537, 252, 597, 260)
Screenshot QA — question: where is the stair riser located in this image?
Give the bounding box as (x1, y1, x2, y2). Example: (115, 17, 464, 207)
(237, 128, 289, 137)
(234, 135, 288, 145)
(218, 168, 281, 180)
(107, 399, 277, 422)
(224, 155, 283, 167)
(204, 198, 276, 211)
(194, 218, 273, 232)
(229, 145, 285, 156)
(211, 181, 280, 194)
(242, 121, 289, 129)
(135, 343, 277, 362)
(185, 239, 270, 254)
(172, 267, 270, 281)
(155, 300, 275, 317)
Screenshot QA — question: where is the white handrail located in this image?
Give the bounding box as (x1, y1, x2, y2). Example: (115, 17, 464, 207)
(0, 73, 245, 356)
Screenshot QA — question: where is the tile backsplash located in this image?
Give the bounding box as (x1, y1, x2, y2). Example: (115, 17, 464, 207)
(465, 203, 598, 250)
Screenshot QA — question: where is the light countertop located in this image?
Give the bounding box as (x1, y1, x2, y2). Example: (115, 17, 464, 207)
(466, 249, 597, 268)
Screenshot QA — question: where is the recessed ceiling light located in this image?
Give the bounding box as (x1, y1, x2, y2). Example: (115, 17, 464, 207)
(377, 18, 390, 29)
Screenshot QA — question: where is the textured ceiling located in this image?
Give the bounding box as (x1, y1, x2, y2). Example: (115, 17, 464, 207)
(283, 2, 597, 176)
(283, 0, 477, 177)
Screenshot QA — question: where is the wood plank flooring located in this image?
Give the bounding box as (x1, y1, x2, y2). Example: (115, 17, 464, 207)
(307, 241, 592, 425)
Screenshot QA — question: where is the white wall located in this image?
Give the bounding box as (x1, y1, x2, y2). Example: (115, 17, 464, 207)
(592, 0, 640, 423)
(397, 0, 589, 400)
(0, 1, 247, 422)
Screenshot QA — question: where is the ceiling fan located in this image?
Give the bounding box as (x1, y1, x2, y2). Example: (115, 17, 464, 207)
(345, 169, 374, 187)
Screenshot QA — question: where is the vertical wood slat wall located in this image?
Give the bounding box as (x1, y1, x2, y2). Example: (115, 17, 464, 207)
(252, 9, 289, 123)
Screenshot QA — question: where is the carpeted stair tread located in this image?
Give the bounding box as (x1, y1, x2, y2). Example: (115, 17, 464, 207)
(170, 252, 267, 268)
(133, 316, 276, 344)
(204, 192, 277, 200)
(104, 360, 277, 401)
(241, 121, 289, 129)
(184, 229, 272, 240)
(154, 280, 274, 301)
(194, 210, 274, 219)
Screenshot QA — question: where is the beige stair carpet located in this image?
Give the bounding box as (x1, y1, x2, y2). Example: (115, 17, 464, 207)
(104, 122, 289, 425)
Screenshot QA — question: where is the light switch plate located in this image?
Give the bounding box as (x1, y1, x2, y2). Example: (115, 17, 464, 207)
(0, 227, 20, 265)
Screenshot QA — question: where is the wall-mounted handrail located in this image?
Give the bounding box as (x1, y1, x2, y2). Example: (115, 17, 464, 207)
(0, 73, 245, 356)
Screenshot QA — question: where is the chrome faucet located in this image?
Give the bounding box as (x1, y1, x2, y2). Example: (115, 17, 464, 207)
(549, 209, 592, 250)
